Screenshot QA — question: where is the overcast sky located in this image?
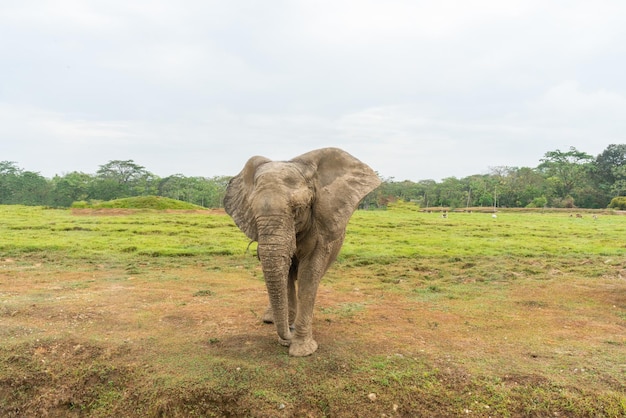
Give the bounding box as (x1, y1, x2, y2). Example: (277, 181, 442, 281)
(2, 1, 625, 181)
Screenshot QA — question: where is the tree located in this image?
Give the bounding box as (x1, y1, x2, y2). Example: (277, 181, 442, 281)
(362, 175, 396, 208)
(11, 171, 52, 205)
(506, 167, 547, 207)
(159, 174, 188, 202)
(610, 165, 626, 197)
(537, 147, 594, 206)
(158, 175, 230, 208)
(594, 144, 626, 203)
(488, 166, 515, 208)
(438, 177, 466, 209)
(92, 160, 157, 200)
(96, 160, 148, 184)
(595, 144, 626, 185)
(51, 172, 92, 207)
(0, 161, 21, 203)
(0, 162, 51, 205)
(204, 176, 230, 208)
(464, 174, 495, 207)
(415, 179, 439, 208)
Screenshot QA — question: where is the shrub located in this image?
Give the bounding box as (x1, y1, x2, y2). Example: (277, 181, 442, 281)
(608, 196, 626, 210)
(71, 200, 89, 208)
(526, 196, 547, 208)
(551, 195, 575, 208)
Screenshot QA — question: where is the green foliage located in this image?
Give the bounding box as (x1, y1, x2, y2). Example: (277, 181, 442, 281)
(368, 145, 623, 210)
(595, 144, 626, 186)
(159, 174, 229, 208)
(538, 147, 596, 207)
(608, 196, 626, 210)
(50, 172, 91, 207)
(92, 160, 158, 200)
(526, 195, 547, 208)
(71, 200, 90, 208)
(3, 143, 626, 209)
(0, 161, 52, 205)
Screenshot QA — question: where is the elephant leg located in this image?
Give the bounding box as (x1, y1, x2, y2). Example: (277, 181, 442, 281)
(288, 258, 298, 325)
(289, 240, 343, 357)
(262, 305, 274, 323)
(262, 259, 297, 327)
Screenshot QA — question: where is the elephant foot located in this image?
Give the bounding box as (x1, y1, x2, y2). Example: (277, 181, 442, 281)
(289, 338, 318, 357)
(263, 306, 295, 331)
(278, 336, 291, 347)
(262, 306, 274, 324)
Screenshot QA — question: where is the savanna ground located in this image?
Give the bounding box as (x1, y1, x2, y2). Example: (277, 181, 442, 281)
(0, 204, 625, 417)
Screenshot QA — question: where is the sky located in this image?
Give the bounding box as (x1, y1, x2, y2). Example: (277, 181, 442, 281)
(2, 1, 625, 181)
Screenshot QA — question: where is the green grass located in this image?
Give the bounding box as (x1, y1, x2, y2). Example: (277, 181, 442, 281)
(0, 205, 243, 260)
(2, 205, 623, 262)
(342, 206, 626, 260)
(0, 204, 625, 416)
(72, 195, 207, 210)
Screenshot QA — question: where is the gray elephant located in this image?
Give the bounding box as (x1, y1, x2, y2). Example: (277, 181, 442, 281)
(224, 147, 380, 356)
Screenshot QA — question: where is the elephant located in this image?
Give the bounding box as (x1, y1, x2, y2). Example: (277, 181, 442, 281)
(224, 147, 380, 356)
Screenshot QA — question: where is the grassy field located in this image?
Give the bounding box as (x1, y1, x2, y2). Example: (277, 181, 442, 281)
(1, 204, 624, 417)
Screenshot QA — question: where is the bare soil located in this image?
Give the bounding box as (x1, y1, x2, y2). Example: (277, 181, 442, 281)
(1, 253, 625, 417)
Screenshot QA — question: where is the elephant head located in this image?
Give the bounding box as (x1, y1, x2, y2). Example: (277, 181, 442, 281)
(224, 147, 380, 356)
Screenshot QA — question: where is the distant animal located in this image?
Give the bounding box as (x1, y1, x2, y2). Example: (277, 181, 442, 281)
(492, 213, 497, 218)
(576, 213, 583, 218)
(224, 148, 380, 356)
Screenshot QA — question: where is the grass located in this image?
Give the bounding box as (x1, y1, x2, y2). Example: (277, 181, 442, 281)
(0, 205, 240, 260)
(0, 204, 625, 416)
(72, 195, 207, 210)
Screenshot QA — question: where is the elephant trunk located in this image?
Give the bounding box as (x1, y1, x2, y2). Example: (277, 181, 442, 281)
(256, 215, 296, 344)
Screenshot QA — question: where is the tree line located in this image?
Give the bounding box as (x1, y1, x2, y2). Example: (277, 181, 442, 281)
(1, 144, 625, 210)
(362, 144, 626, 210)
(0, 160, 230, 208)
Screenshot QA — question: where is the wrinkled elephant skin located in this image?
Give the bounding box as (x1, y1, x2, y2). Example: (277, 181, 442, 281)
(224, 148, 380, 356)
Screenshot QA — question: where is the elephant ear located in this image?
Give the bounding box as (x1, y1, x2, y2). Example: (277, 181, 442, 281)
(292, 148, 381, 240)
(224, 155, 271, 241)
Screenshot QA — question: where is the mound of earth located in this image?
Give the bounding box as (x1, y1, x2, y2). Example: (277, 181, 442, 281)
(72, 196, 208, 210)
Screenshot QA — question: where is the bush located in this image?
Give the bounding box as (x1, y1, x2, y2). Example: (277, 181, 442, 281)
(551, 195, 575, 208)
(526, 196, 547, 208)
(608, 196, 626, 210)
(71, 200, 89, 209)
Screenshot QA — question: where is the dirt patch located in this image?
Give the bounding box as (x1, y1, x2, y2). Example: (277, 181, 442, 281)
(1, 256, 625, 417)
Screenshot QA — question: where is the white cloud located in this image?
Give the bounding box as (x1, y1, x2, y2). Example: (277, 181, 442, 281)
(0, 1, 120, 33)
(1, 1, 625, 181)
(530, 81, 626, 121)
(0, 103, 135, 144)
(293, 0, 528, 46)
(509, 81, 626, 158)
